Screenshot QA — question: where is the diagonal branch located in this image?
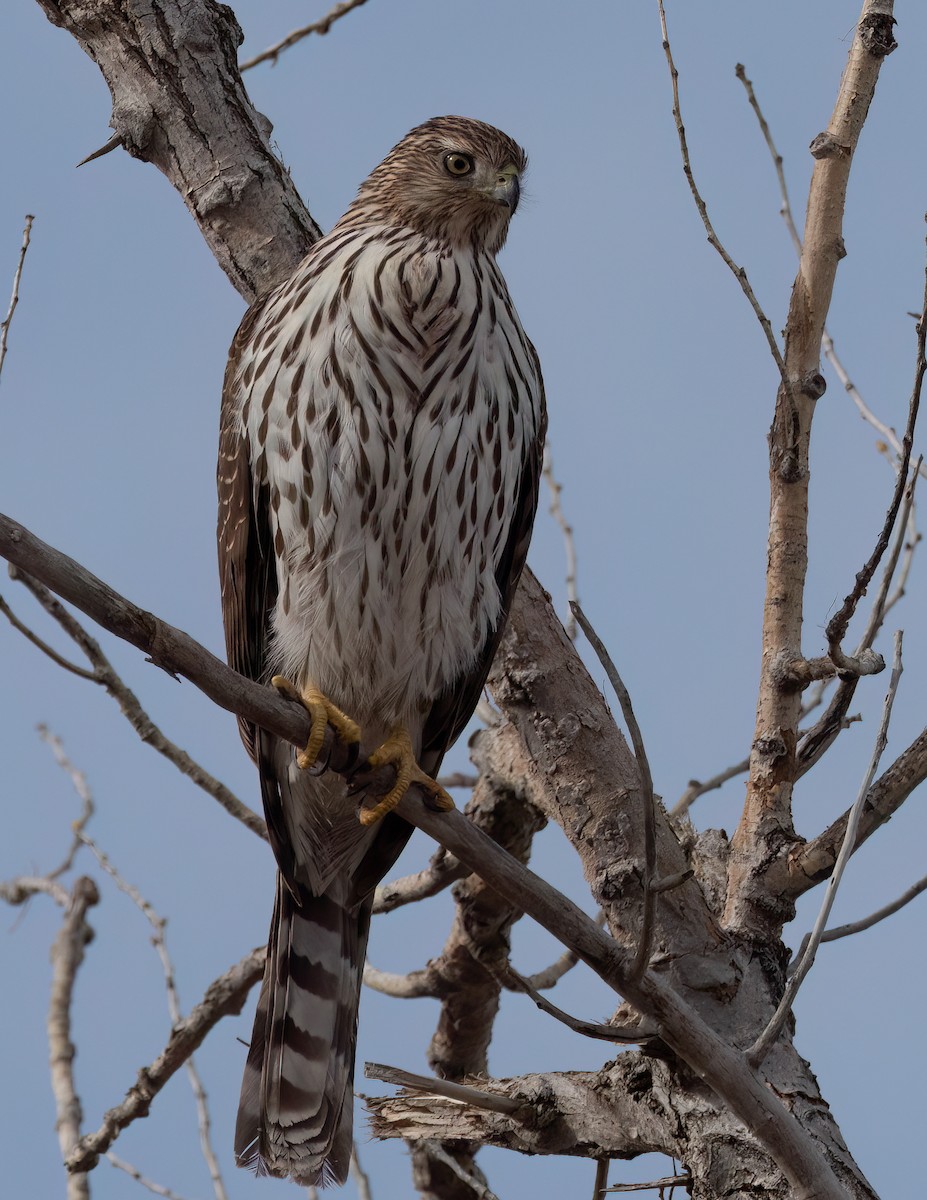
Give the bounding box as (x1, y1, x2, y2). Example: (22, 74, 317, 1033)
(9, 568, 265, 840)
(66, 946, 265, 1172)
(750, 631, 904, 1065)
(723, 0, 898, 939)
(0, 509, 850, 1199)
(239, 0, 371, 71)
(570, 602, 655, 981)
(657, 2, 786, 382)
(0, 214, 34, 384)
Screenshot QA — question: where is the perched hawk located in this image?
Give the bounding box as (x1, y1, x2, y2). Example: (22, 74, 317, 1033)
(218, 115, 546, 1186)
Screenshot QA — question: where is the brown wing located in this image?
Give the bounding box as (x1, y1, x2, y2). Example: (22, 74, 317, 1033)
(420, 344, 548, 771)
(217, 298, 277, 764)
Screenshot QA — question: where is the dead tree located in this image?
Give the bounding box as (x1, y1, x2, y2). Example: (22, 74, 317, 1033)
(2, 2, 924, 1198)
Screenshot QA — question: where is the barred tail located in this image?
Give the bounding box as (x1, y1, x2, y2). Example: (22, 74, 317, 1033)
(235, 874, 370, 1187)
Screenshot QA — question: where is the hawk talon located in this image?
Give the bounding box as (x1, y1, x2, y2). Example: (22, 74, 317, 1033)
(359, 726, 455, 827)
(271, 676, 361, 769)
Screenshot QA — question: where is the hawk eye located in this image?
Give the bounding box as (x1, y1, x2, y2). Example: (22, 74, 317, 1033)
(444, 152, 475, 177)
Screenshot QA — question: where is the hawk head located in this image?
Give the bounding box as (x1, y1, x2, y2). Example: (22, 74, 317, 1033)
(344, 115, 528, 255)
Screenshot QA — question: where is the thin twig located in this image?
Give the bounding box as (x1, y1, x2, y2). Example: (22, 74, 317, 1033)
(737, 61, 927, 484)
(883, 494, 920, 617)
(349, 1143, 374, 1200)
(523, 911, 606, 990)
(855, 459, 921, 650)
(436, 771, 479, 790)
(38, 726, 95, 880)
(239, 0, 370, 71)
(420, 1141, 501, 1200)
(671, 756, 750, 817)
(364, 1062, 525, 1117)
(658, 6, 787, 385)
(0, 214, 34, 384)
(749, 631, 904, 1066)
(790, 871, 927, 966)
(67, 946, 265, 1170)
(70, 822, 228, 1200)
(49, 875, 99, 1200)
(572, 602, 655, 981)
(605, 1176, 691, 1194)
(825, 351, 920, 667)
(543, 443, 579, 639)
(0, 593, 96, 679)
(11, 568, 266, 841)
(106, 1153, 192, 1200)
(500, 960, 656, 1044)
(372, 846, 469, 914)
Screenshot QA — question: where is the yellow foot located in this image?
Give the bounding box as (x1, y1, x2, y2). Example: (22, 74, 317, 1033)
(359, 726, 455, 827)
(271, 677, 361, 769)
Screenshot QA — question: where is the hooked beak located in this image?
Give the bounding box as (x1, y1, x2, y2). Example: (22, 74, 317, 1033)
(490, 166, 521, 214)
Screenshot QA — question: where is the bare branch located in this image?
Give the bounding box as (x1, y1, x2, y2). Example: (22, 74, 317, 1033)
(738, 60, 927, 486)
(363, 963, 437, 999)
(824, 327, 922, 667)
(523, 911, 606, 990)
(797, 334, 924, 778)
(0, 514, 863, 1199)
(791, 872, 927, 961)
(0, 214, 34, 385)
(437, 772, 480, 790)
(67, 946, 264, 1172)
(605, 1176, 691, 1194)
(657, 4, 787, 383)
(735, 65, 802, 256)
(364, 1063, 525, 1117)
(38, 726, 96, 880)
(571, 602, 655, 981)
(543, 443, 579, 640)
(12, 568, 266, 841)
(372, 847, 469, 914)
(419, 1141, 501, 1200)
(725, 0, 898, 938)
(106, 1154, 192, 1200)
(0, 592, 96, 679)
(71, 821, 228, 1200)
(791, 721, 927, 894)
(671, 756, 750, 817)
(349, 1143, 374, 1200)
(594, 1159, 610, 1200)
(498, 961, 656, 1045)
(750, 632, 904, 1065)
(883, 494, 920, 617)
(49, 875, 99, 1200)
(239, 0, 370, 71)
(0, 874, 71, 907)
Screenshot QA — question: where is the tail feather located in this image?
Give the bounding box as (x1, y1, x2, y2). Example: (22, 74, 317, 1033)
(236, 875, 369, 1186)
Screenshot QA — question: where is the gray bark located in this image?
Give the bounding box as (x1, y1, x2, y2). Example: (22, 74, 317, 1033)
(23, 1, 913, 1197)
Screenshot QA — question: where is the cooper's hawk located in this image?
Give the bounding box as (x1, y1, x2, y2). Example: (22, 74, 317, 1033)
(218, 116, 546, 1186)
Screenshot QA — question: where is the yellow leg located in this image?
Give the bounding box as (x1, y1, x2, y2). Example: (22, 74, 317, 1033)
(360, 726, 455, 826)
(271, 676, 361, 769)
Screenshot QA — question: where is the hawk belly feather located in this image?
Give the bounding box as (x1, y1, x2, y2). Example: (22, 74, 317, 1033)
(218, 116, 546, 1186)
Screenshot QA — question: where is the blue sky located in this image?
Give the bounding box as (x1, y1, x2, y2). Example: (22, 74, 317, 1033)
(1, 3, 925, 1197)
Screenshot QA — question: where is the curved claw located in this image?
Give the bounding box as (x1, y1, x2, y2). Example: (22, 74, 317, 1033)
(271, 676, 361, 769)
(359, 726, 454, 826)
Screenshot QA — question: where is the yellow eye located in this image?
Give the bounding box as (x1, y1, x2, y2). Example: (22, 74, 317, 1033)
(444, 152, 475, 177)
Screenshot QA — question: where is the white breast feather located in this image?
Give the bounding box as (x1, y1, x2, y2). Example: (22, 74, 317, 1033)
(233, 225, 541, 740)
